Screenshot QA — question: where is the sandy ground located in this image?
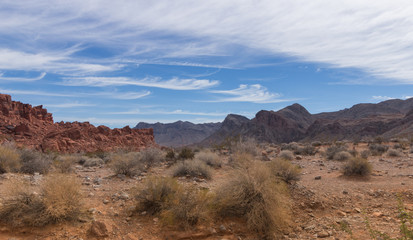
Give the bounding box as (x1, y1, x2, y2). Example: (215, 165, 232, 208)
(0, 143, 412, 240)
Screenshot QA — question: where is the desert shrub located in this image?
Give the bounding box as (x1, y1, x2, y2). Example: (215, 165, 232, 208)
(19, 149, 51, 174)
(0, 174, 83, 227)
(134, 176, 180, 215)
(342, 157, 372, 177)
(171, 160, 212, 179)
(334, 151, 352, 161)
(281, 142, 299, 152)
(161, 187, 211, 228)
(270, 159, 301, 183)
(387, 149, 403, 157)
(348, 149, 358, 157)
(294, 145, 317, 156)
(325, 145, 348, 160)
(360, 150, 371, 159)
(369, 144, 389, 156)
(195, 150, 222, 168)
(81, 156, 104, 167)
(214, 163, 290, 238)
(232, 138, 259, 156)
(228, 152, 255, 169)
(165, 149, 176, 161)
(140, 147, 164, 167)
(312, 141, 322, 147)
(109, 152, 143, 177)
(278, 150, 294, 160)
(54, 155, 79, 173)
(393, 143, 407, 150)
(0, 145, 21, 173)
(178, 148, 195, 160)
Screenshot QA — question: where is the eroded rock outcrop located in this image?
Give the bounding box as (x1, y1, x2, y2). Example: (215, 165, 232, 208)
(0, 94, 155, 152)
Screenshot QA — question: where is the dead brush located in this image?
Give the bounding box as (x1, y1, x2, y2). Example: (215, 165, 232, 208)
(54, 155, 79, 173)
(195, 150, 222, 168)
(0, 174, 83, 227)
(0, 145, 21, 173)
(109, 152, 144, 177)
(269, 158, 301, 183)
(171, 159, 212, 179)
(342, 157, 372, 177)
(214, 162, 290, 239)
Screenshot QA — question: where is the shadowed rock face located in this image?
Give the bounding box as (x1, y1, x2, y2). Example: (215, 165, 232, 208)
(134, 121, 221, 147)
(200, 98, 413, 145)
(0, 94, 155, 153)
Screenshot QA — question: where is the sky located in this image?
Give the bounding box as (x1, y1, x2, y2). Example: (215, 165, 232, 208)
(1, 1, 413, 128)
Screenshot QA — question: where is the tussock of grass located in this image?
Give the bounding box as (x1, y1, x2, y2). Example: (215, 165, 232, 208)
(278, 150, 294, 160)
(342, 157, 372, 177)
(325, 145, 348, 160)
(109, 152, 143, 177)
(54, 155, 79, 173)
(232, 138, 259, 156)
(0, 145, 21, 173)
(140, 147, 164, 167)
(334, 151, 352, 161)
(0, 174, 83, 227)
(369, 144, 389, 156)
(270, 159, 301, 183)
(387, 149, 403, 157)
(171, 160, 212, 179)
(195, 150, 222, 168)
(214, 162, 290, 239)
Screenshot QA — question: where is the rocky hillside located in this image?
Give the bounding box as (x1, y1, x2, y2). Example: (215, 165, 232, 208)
(0, 94, 155, 152)
(134, 121, 221, 147)
(201, 98, 413, 145)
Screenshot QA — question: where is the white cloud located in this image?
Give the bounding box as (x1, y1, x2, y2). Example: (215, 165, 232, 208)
(0, 88, 150, 100)
(0, 72, 46, 82)
(106, 109, 228, 116)
(45, 102, 96, 108)
(209, 84, 289, 103)
(62, 76, 219, 90)
(372, 96, 395, 101)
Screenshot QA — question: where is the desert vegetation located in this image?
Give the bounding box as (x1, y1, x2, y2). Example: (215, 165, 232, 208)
(0, 140, 411, 240)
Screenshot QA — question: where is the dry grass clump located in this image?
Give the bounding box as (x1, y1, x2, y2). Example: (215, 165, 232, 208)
(334, 151, 352, 161)
(178, 147, 195, 160)
(294, 144, 317, 156)
(161, 187, 211, 228)
(0, 145, 21, 173)
(360, 150, 371, 159)
(214, 163, 290, 239)
(281, 142, 299, 152)
(195, 150, 222, 168)
(79, 156, 104, 167)
(54, 155, 79, 173)
(134, 177, 179, 215)
(369, 144, 389, 156)
(278, 150, 294, 160)
(171, 160, 212, 179)
(134, 177, 210, 228)
(19, 149, 51, 174)
(342, 157, 372, 177)
(0, 174, 83, 227)
(232, 138, 259, 156)
(228, 152, 255, 169)
(109, 152, 144, 177)
(269, 159, 301, 183)
(325, 145, 348, 160)
(387, 149, 403, 157)
(140, 147, 164, 167)
(311, 141, 322, 147)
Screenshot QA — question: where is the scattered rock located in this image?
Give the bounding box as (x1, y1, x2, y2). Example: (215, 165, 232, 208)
(315, 176, 322, 180)
(317, 230, 330, 238)
(88, 221, 109, 238)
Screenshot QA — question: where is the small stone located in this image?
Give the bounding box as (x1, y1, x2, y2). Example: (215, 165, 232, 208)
(372, 212, 384, 217)
(119, 192, 129, 200)
(342, 190, 349, 195)
(354, 208, 361, 213)
(219, 224, 226, 232)
(126, 217, 132, 222)
(315, 176, 322, 180)
(141, 211, 147, 216)
(153, 217, 159, 223)
(88, 221, 108, 238)
(317, 230, 329, 238)
(103, 199, 110, 204)
(88, 192, 94, 197)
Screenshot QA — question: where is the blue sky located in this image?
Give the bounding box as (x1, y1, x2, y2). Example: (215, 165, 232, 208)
(1, 1, 413, 128)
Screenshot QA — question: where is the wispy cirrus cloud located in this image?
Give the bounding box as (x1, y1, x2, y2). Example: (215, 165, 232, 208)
(106, 109, 228, 116)
(372, 96, 395, 101)
(2, 1, 413, 82)
(209, 84, 292, 103)
(45, 102, 96, 108)
(0, 72, 46, 82)
(61, 76, 219, 90)
(0, 88, 150, 100)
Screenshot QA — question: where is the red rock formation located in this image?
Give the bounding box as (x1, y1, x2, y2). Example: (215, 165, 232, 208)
(0, 94, 155, 153)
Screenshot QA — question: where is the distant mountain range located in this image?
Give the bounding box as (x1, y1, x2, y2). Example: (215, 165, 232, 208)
(134, 121, 221, 147)
(136, 98, 413, 147)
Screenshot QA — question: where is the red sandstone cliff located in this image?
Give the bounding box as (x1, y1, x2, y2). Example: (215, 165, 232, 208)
(0, 94, 155, 153)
